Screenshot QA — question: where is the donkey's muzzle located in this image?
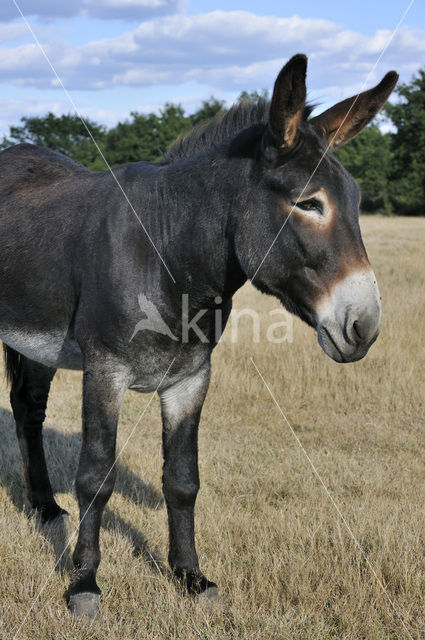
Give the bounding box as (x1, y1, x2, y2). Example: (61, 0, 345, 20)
(315, 269, 381, 363)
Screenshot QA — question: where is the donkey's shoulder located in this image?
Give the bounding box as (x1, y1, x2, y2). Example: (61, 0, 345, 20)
(0, 143, 91, 193)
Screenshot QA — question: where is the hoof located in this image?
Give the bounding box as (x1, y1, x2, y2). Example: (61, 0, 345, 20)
(68, 592, 100, 618)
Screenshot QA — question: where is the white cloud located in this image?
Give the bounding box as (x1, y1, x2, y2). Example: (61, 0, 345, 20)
(0, 0, 184, 22)
(0, 10, 423, 137)
(0, 22, 31, 42)
(1, 12, 422, 95)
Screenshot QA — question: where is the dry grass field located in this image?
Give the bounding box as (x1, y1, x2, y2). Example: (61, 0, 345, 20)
(0, 215, 424, 639)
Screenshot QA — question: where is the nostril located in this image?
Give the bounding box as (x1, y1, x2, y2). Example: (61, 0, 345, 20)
(352, 320, 363, 341)
(351, 316, 380, 345)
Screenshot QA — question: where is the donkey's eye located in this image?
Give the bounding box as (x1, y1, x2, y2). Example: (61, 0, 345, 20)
(294, 198, 323, 215)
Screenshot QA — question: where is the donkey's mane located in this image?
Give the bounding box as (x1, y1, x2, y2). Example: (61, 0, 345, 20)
(162, 99, 314, 164)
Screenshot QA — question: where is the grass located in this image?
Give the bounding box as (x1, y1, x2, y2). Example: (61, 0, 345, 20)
(1, 215, 425, 639)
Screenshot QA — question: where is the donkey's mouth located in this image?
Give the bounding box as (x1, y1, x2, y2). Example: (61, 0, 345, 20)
(317, 321, 379, 363)
(317, 325, 347, 363)
(317, 324, 367, 363)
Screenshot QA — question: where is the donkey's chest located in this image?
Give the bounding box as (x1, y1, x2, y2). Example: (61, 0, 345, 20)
(128, 340, 212, 393)
(0, 327, 83, 370)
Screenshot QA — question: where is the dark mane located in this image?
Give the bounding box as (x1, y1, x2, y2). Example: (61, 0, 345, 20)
(162, 99, 315, 164)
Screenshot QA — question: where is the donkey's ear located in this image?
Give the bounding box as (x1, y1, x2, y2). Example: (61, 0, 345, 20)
(267, 54, 307, 148)
(311, 71, 399, 149)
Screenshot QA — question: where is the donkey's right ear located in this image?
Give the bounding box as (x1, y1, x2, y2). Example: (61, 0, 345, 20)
(265, 54, 307, 151)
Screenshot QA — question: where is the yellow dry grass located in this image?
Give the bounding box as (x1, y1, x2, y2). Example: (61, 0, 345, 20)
(1, 215, 424, 639)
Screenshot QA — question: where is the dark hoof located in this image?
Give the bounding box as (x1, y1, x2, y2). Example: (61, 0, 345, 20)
(68, 592, 100, 618)
(176, 569, 218, 597)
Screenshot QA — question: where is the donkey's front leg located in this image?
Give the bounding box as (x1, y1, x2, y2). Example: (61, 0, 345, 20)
(67, 360, 127, 618)
(159, 363, 218, 601)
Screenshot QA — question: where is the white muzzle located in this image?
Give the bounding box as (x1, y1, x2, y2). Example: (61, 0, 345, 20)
(315, 269, 381, 363)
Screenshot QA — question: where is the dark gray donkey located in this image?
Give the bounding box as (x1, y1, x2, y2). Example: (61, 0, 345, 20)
(0, 54, 398, 617)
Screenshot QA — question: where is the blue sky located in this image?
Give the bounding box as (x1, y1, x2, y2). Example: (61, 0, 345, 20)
(0, 0, 423, 136)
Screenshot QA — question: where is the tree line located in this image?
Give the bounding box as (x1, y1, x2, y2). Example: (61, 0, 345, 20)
(1, 70, 424, 215)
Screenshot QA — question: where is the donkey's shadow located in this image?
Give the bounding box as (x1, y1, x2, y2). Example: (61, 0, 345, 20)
(0, 407, 166, 576)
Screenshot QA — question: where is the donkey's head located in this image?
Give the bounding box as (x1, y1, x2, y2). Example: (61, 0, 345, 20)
(236, 54, 398, 363)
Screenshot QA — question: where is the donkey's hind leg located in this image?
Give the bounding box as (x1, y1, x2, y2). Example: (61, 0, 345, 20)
(8, 348, 66, 522)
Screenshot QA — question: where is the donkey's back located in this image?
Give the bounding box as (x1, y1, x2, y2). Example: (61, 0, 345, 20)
(0, 143, 89, 198)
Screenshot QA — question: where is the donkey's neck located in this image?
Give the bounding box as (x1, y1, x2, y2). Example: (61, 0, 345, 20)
(158, 148, 249, 303)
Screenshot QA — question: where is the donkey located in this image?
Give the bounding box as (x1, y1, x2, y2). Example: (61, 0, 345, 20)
(0, 54, 398, 617)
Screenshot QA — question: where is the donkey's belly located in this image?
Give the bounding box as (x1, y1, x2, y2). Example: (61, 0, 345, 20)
(0, 328, 83, 370)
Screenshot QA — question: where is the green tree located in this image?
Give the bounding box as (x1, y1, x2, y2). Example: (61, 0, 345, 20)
(105, 111, 164, 165)
(0, 112, 107, 170)
(157, 103, 192, 154)
(334, 124, 392, 213)
(238, 89, 270, 103)
(104, 103, 192, 165)
(105, 100, 228, 165)
(190, 97, 225, 126)
(385, 69, 425, 215)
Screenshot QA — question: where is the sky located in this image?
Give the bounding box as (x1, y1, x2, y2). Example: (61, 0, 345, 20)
(0, 0, 423, 136)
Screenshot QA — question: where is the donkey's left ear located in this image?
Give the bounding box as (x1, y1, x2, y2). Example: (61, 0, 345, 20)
(266, 53, 308, 149)
(311, 71, 399, 149)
